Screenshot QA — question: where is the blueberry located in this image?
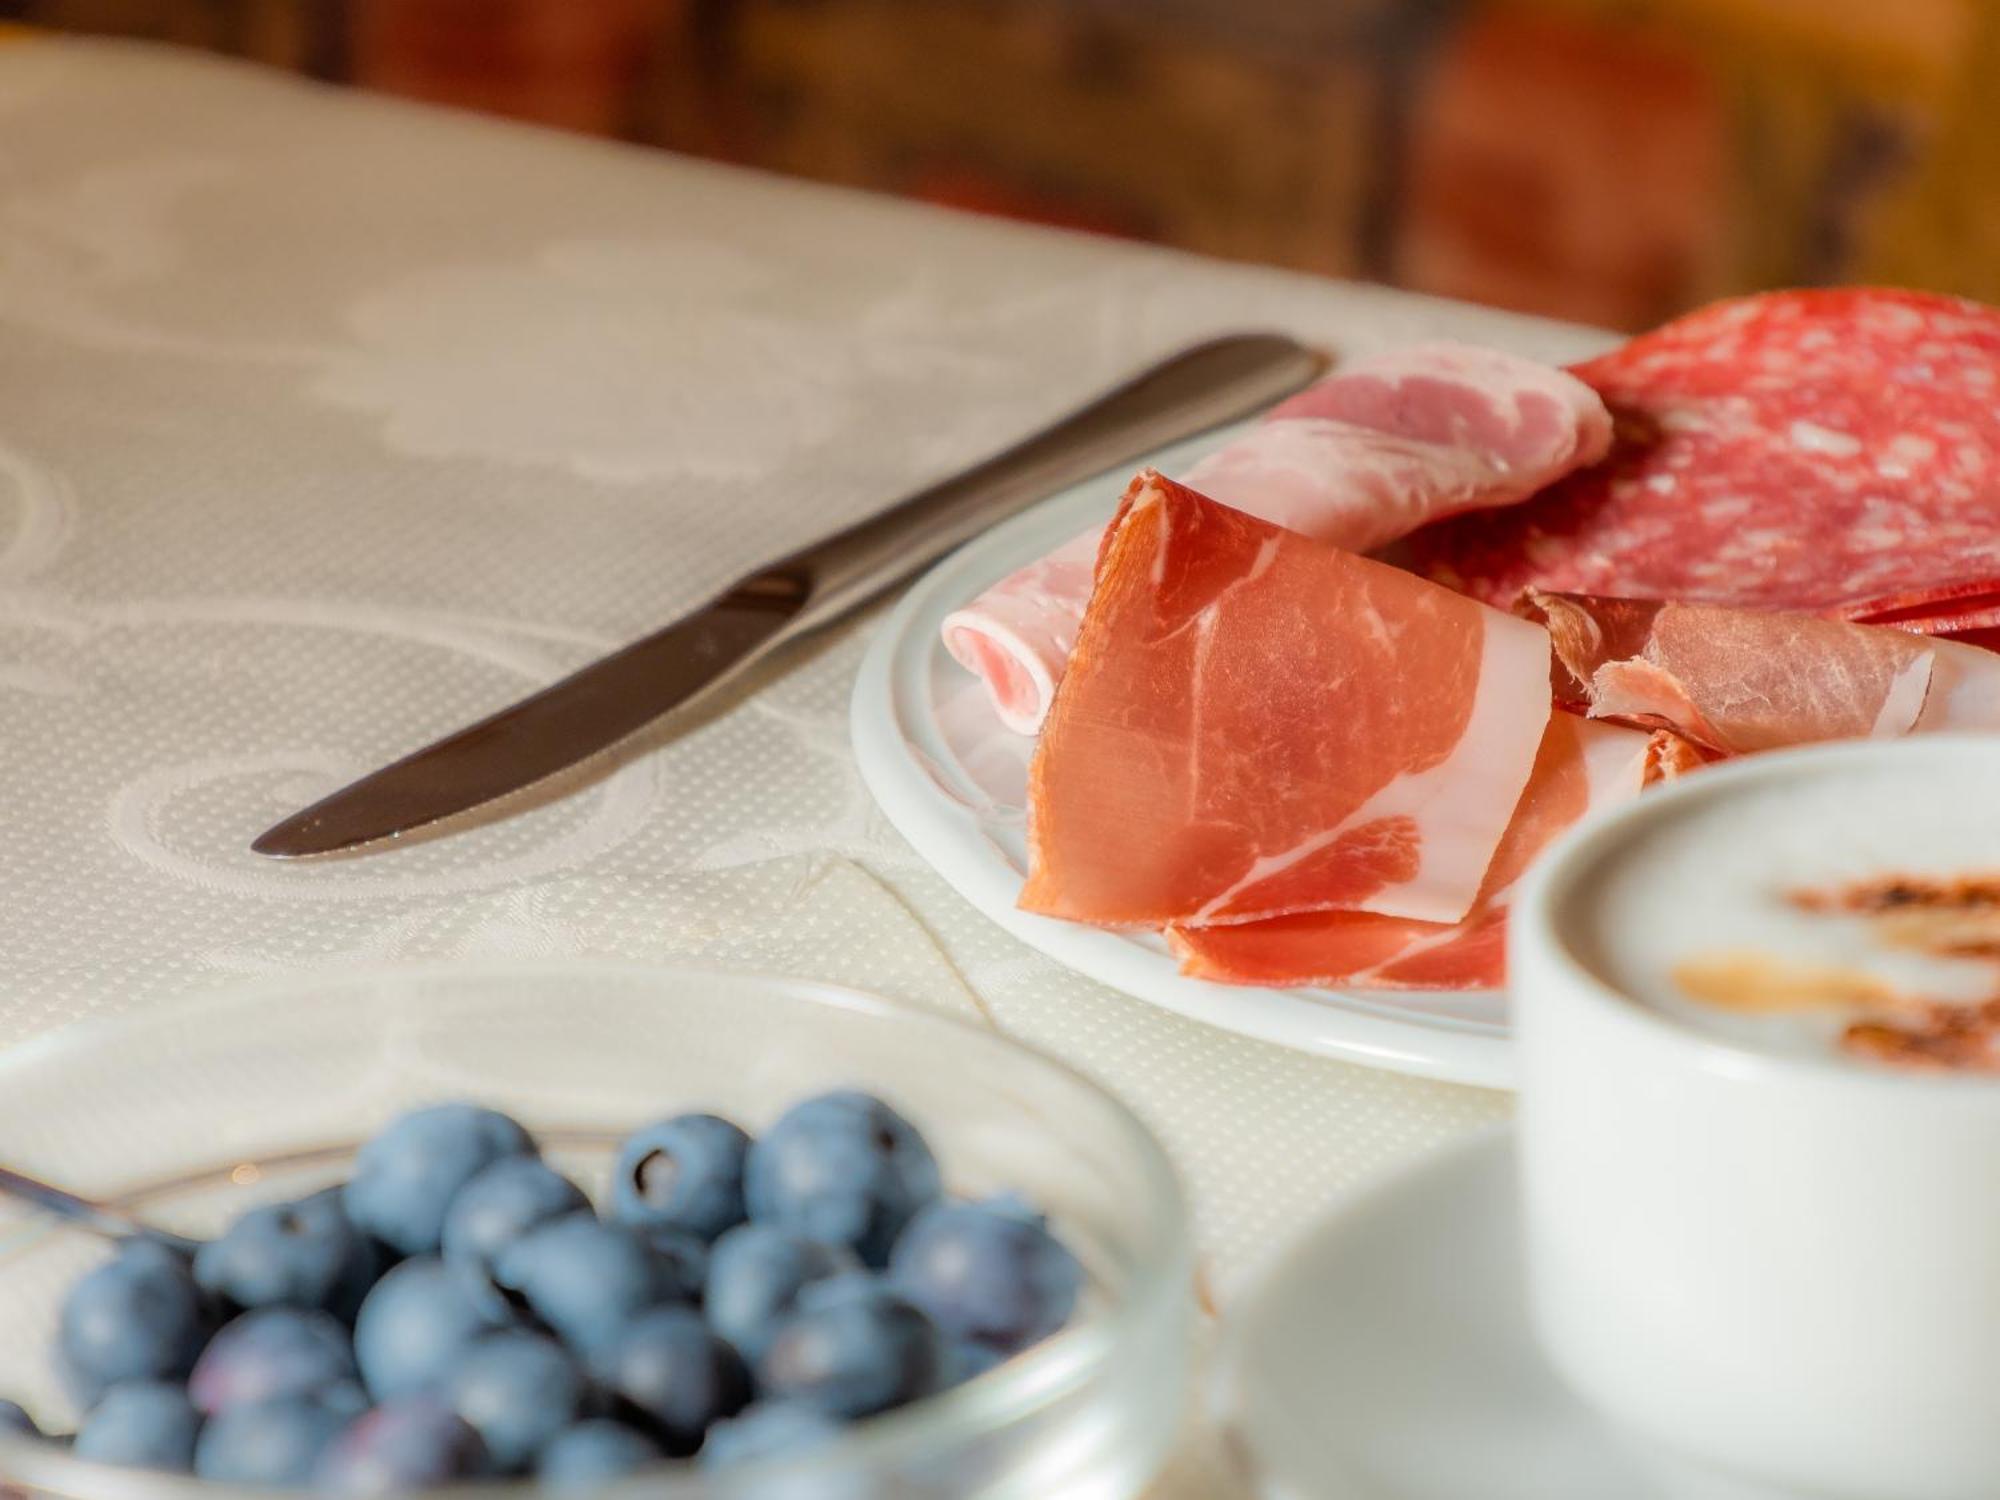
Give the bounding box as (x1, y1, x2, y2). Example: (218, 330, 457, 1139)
(0, 1399, 40, 1437)
(313, 1397, 490, 1495)
(744, 1092, 940, 1267)
(700, 1400, 844, 1468)
(189, 1307, 358, 1416)
(73, 1382, 201, 1471)
(638, 1225, 710, 1304)
(491, 1214, 681, 1358)
(705, 1224, 853, 1363)
(352, 1258, 509, 1401)
(193, 1382, 367, 1486)
(196, 1189, 380, 1322)
(439, 1157, 587, 1309)
(441, 1330, 590, 1473)
(887, 1197, 1081, 1356)
(534, 1420, 662, 1489)
(612, 1114, 751, 1243)
(593, 1304, 749, 1457)
(757, 1275, 943, 1420)
(343, 1104, 535, 1258)
(59, 1240, 211, 1403)
(941, 1338, 1004, 1388)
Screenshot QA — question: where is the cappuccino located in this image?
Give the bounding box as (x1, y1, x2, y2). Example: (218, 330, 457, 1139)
(1517, 738, 2000, 1500)
(1561, 752, 2000, 1068)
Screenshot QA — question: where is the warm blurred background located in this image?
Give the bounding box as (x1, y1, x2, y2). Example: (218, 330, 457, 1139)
(5, 0, 1995, 331)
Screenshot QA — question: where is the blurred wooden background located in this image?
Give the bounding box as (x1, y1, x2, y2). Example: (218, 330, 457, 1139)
(5, 0, 1995, 330)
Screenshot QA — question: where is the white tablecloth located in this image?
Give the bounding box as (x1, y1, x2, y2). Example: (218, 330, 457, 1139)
(0, 36, 1617, 1491)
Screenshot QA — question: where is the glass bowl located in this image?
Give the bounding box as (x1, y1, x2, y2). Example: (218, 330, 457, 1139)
(0, 962, 1192, 1499)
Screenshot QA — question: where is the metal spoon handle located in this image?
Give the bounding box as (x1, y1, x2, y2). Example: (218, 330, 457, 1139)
(0, 1166, 199, 1252)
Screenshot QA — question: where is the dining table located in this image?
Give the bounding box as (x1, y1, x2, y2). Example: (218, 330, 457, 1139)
(0, 32, 1619, 1493)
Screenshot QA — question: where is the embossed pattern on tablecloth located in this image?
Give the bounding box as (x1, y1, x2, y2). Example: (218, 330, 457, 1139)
(0, 39, 1619, 1493)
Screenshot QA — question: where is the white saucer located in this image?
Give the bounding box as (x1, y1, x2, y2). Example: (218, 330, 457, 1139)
(849, 430, 1510, 1089)
(1214, 1128, 1677, 1500)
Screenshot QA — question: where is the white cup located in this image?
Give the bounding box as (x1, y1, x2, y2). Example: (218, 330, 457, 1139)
(1512, 736, 2000, 1500)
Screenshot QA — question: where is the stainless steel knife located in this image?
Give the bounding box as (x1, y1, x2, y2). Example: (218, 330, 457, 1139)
(253, 332, 1329, 857)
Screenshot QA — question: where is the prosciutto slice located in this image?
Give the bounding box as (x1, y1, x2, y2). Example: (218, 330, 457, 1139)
(1168, 714, 1651, 991)
(944, 342, 1612, 734)
(1646, 727, 1714, 782)
(1018, 471, 1553, 929)
(1528, 591, 2000, 754)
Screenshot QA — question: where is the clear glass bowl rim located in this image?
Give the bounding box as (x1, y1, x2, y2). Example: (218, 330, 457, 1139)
(0, 958, 1194, 1499)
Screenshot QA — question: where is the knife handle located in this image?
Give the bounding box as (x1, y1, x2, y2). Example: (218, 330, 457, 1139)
(763, 332, 1329, 631)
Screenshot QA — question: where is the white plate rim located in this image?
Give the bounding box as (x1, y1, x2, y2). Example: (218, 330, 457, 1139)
(849, 450, 1514, 1090)
(1209, 1125, 1511, 1500)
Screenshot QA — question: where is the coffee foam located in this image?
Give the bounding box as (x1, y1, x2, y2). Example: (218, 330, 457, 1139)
(1560, 744, 2000, 1063)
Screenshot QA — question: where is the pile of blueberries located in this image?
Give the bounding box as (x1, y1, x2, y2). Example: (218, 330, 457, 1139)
(0, 1090, 1083, 1492)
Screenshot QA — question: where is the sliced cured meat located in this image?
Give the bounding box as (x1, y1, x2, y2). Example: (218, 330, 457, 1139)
(1645, 728, 1713, 784)
(1527, 590, 2000, 755)
(1180, 342, 1612, 549)
(944, 342, 1611, 734)
(1018, 471, 1552, 929)
(1411, 289, 2000, 623)
(1846, 577, 2000, 627)
(1953, 628, 2000, 656)
(1848, 587, 2000, 637)
(1168, 715, 1650, 991)
(935, 528, 1099, 737)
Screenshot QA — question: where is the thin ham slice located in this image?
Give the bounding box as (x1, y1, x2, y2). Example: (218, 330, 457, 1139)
(1168, 714, 1650, 991)
(937, 529, 1099, 737)
(1182, 342, 1613, 547)
(944, 342, 1611, 734)
(1018, 471, 1553, 930)
(1528, 591, 2000, 754)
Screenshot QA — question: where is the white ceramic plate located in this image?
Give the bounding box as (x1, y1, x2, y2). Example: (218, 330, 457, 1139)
(850, 436, 1511, 1088)
(1213, 1128, 1677, 1500)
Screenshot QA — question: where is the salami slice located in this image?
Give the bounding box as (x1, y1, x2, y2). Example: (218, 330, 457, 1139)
(1409, 289, 2000, 625)
(1848, 584, 2000, 636)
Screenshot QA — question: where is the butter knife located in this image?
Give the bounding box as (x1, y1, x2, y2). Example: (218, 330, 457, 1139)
(253, 332, 1328, 857)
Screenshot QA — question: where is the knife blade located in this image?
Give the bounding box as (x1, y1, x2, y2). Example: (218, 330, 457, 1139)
(253, 331, 1329, 857)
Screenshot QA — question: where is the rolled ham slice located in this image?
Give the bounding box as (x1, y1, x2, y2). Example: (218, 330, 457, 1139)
(944, 342, 1612, 734)
(1019, 471, 1553, 930)
(936, 529, 1100, 742)
(1168, 714, 1652, 991)
(1528, 591, 2000, 754)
